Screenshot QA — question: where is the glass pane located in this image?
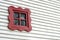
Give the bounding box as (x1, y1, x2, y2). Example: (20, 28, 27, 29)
(21, 20, 26, 26)
(14, 12, 19, 18)
(20, 13, 26, 19)
(14, 19, 20, 25)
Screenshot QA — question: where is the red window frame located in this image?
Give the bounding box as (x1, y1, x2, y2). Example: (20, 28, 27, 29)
(8, 6, 32, 32)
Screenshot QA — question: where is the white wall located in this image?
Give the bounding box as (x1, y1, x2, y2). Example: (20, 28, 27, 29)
(0, 0, 60, 40)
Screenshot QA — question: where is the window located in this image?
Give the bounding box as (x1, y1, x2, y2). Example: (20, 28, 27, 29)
(8, 6, 32, 32)
(14, 12, 26, 26)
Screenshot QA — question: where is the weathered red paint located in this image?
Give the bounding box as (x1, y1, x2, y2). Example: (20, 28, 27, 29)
(8, 6, 32, 32)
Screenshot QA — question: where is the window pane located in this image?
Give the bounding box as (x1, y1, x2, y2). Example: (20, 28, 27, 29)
(21, 20, 26, 26)
(20, 13, 26, 19)
(14, 19, 20, 25)
(14, 12, 19, 18)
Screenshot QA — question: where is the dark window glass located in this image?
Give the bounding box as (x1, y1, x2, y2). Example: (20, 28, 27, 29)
(20, 13, 26, 19)
(21, 20, 26, 26)
(14, 12, 26, 26)
(14, 19, 20, 25)
(14, 12, 19, 18)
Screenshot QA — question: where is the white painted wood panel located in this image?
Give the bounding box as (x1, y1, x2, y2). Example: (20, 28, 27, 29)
(0, 0, 60, 40)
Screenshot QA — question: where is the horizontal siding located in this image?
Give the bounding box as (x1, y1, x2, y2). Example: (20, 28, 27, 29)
(0, 0, 60, 40)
